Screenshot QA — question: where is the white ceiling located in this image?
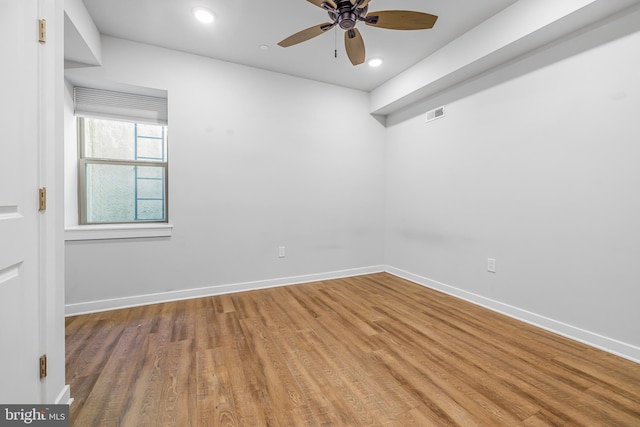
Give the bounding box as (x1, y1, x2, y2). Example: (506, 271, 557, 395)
(81, 0, 517, 92)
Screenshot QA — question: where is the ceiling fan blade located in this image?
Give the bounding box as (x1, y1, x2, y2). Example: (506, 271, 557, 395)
(344, 28, 365, 66)
(307, 0, 337, 9)
(365, 10, 438, 30)
(278, 22, 334, 48)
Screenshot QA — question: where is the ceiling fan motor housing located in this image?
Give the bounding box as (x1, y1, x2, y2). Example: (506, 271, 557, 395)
(339, 12, 357, 29)
(332, 0, 364, 30)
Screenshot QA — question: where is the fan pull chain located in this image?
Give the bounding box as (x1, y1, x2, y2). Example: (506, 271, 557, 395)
(334, 27, 337, 59)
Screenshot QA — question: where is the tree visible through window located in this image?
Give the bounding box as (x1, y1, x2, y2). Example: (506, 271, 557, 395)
(79, 117, 168, 224)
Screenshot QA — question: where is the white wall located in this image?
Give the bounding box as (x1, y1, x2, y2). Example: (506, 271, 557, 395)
(64, 37, 385, 309)
(385, 25, 640, 357)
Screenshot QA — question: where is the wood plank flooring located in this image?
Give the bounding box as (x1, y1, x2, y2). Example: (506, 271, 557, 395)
(65, 273, 640, 426)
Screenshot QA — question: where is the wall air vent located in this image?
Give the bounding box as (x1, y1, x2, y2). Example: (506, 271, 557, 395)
(426, 106, 445, 123)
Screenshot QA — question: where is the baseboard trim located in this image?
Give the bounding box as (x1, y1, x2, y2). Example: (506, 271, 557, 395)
(65, 265, 385, 316)
(54, 384, 72, 405)
(385, 265, 640, 364)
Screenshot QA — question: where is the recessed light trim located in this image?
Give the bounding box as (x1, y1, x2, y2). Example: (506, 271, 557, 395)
(259, 44, 270, 51)
(368, 57, 383, 67)
(193, 7, 215, 24)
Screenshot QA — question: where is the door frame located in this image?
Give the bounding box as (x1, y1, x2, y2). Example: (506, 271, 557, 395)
(38, 0, 67, 404)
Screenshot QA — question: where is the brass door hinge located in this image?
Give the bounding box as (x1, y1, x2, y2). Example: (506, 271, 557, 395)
(40, 354, 47, 379)
(39, 187, 46, 212)
(39, 19, 46, 44)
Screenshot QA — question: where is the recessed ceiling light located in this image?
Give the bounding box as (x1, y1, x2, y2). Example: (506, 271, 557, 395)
(193, 7, 215, 24)
(259, 44, 270, 51)
(368, 57, 383, 67)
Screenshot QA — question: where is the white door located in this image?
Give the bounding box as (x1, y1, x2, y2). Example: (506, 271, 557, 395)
(0, 0, 44, 403)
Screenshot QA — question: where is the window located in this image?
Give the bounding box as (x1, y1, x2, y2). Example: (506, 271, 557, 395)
(74, 87, 169, 225)
(78, 117, 168, 224)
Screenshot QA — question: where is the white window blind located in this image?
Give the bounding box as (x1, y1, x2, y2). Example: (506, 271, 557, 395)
(74, 86, 168, 125)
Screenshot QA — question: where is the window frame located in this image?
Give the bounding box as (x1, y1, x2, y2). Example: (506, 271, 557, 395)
(77, 116, 169, 225)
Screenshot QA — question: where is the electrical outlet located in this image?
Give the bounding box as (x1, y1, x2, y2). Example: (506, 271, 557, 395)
(278, 246, 286, 258)
(488, 258, 496, 273)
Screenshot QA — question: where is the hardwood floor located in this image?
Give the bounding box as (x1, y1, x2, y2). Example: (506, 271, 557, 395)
(65, 273, 640, 426)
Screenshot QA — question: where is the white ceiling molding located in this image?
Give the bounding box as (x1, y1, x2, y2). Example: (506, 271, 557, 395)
(370, 0, 640, 116)
(64, 0, 102, 68)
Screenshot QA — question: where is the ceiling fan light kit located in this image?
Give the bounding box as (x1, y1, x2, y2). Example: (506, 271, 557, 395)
(278, 0, 438, 66)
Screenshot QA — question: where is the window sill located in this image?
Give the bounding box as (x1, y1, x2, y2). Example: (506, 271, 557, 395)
(65, 223, 173, 241)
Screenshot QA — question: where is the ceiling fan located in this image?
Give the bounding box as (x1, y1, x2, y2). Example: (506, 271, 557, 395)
(278, 0, 438, 66)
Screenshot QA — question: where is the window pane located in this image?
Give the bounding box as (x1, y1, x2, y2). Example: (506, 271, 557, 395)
(136, 123, 163, 138)
(82, 118, 166, 162)
(137, 165, 164, 179)
(85, 163, 166, 223)
(136, 176, 164, 199)
(83, 118, 136, 160)
(137, 200, 165, 221)
(85, 163, 135, 223)
(136, 137, 164, 161)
